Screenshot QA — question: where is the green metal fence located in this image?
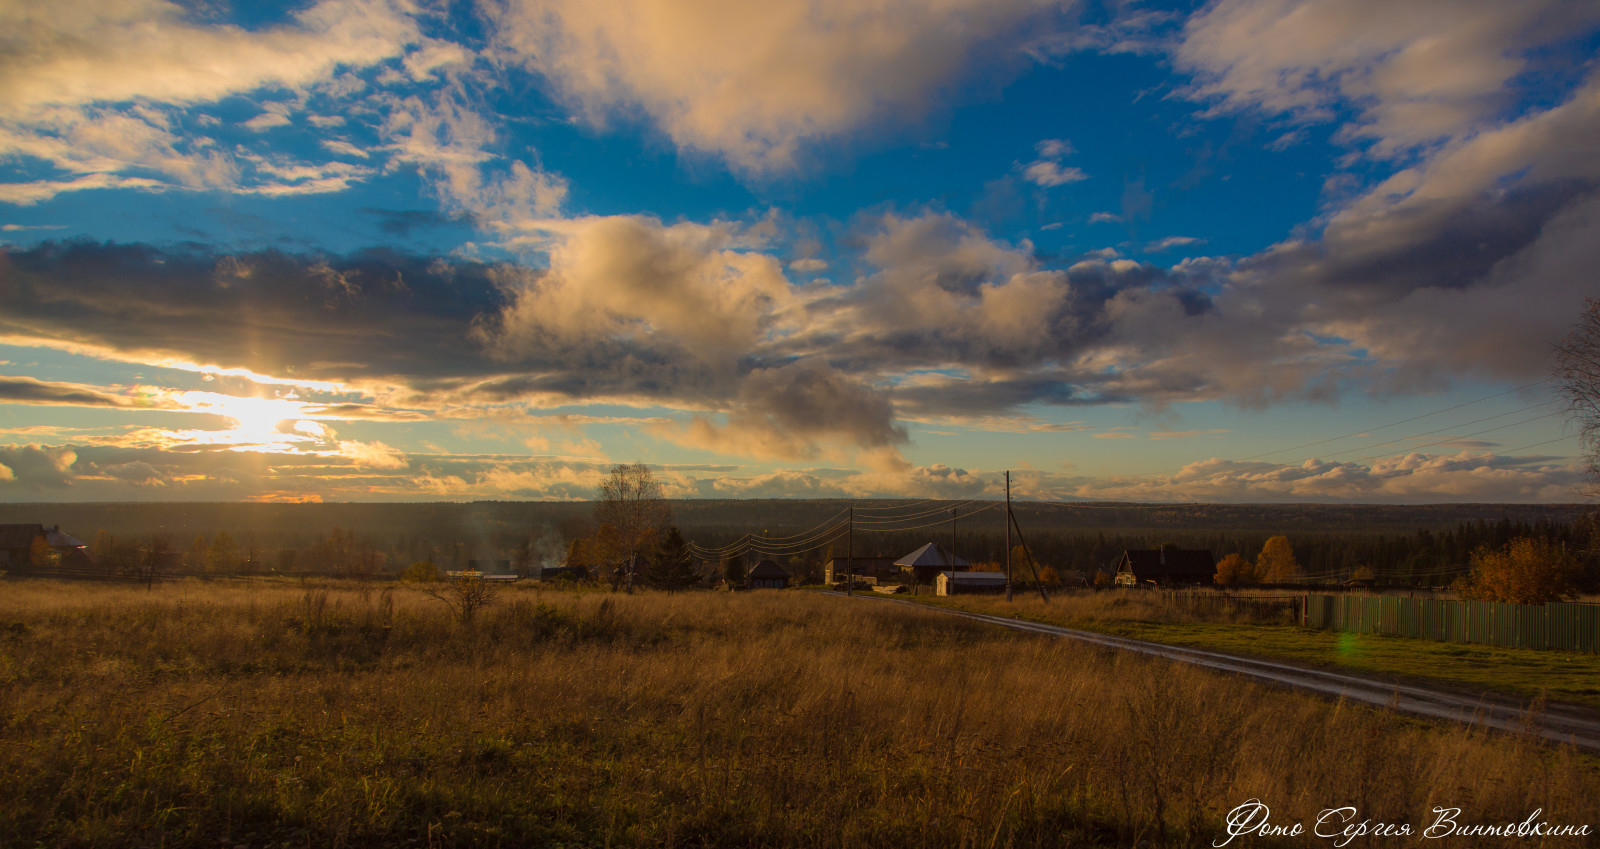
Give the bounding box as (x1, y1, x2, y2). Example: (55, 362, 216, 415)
(1304, 594, 1600, 653)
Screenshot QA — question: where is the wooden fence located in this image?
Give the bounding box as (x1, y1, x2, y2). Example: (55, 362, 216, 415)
(1305, 594, 1600, 653)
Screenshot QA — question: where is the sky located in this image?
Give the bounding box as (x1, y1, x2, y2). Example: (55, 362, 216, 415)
(1, 0, 1598, 504)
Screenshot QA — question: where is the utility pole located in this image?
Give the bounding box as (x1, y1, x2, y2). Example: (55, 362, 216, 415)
(1010, 507, 1050, 603)
(950, 507, 957, 594)
(846, 505, 854, 596)
(1005, 471, 1013, 602)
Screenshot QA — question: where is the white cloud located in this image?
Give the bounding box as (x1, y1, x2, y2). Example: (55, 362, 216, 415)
(0, 172, 164, 205)
(1176, 0, 1600, 156)
(242, 111, 292, 132)
(1022, 160, 1088, 187)
(0, 0, 420, 200)
(1145, 235, 1203, 252)
(482, 214, 796, 365)
(0, 0, 420, 120)
(1034, 138, 1074, 158)
(485, 0, 1067, 175)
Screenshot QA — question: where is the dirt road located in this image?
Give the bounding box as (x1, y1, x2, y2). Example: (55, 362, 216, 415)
(854, 593, 1600, 751)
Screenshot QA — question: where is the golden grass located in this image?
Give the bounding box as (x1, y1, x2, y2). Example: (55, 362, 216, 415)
(1, 580, 1596, 847)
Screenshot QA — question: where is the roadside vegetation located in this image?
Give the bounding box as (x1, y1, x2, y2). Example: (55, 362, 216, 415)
(914, 590, 1600, 708)
(2, 580, 1597, 847)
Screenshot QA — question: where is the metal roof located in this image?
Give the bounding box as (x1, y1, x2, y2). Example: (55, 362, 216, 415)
(894, 542, 970, 568)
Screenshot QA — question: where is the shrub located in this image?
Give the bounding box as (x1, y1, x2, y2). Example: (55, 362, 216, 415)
(1455, 537, 1582, 604)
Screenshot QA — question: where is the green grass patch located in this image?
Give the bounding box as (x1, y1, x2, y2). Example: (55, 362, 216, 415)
(908, 593, 1600, 709)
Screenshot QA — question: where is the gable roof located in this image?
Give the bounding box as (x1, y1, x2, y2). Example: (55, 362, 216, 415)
(1117, 549, 1215, 577)
(747, 559, 791, 580)
(895, 542, 970, 568)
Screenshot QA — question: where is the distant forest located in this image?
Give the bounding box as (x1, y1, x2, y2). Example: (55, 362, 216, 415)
(2, 500, 1596, 588)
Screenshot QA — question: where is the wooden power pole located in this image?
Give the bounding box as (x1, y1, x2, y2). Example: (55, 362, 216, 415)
(1005, 471, 1013, 602)
(846, 505, 854, 596)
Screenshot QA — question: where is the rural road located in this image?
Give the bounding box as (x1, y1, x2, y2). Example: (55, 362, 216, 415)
(847, 592, 1600, 752)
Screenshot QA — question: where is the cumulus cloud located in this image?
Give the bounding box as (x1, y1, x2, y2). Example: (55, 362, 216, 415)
(485, 0, 1068, 174)
(680, 359, 908, 462)
(481, 215, 795, 366)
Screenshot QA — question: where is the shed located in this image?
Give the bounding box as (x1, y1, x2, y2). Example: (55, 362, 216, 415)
(747, 559, 791, 589)
(1113, 548, 1215, 586)
(936, 570, 1008, 596)
(895, 542, 969, 584)
(823, 555, 898, 584)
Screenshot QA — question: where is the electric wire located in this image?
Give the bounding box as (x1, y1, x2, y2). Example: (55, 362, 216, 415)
(1233, 378, 1554, 462)
(1314, 401, 1559, 461)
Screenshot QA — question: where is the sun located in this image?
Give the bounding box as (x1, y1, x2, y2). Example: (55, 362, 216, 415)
(213, 395, 305, 440)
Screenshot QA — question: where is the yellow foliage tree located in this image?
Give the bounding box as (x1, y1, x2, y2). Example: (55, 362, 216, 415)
(1455, 537, 1581, 605)
(1256, 536, 1301, 584)
(1213, 552, 1255, 585)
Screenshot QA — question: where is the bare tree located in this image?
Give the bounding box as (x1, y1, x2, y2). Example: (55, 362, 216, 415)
(421, 572, 500, 624)
(129, 534, 171, 590)
(1556, 297, 1600, 495)
(594, 462, 672, 592)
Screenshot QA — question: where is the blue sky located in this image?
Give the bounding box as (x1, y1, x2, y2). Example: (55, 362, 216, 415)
(1, 0, 1597, 503)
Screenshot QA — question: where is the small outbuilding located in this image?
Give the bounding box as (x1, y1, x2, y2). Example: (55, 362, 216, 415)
(896, 542, 970, 584)
(1113, 548, 1216, 586)
(746, 559, 792, 589)
(935, 570, 1008, 596)
(823, 555, 898, 584)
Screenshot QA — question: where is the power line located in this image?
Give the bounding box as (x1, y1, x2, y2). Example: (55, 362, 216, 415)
(851, 500, 979, 523)
(1352, 410, 1566, 464)
(1117, 380, 1563, 480)
(1317, 401, 1559, 461)
(851, 501, 1001, 533)
(1234, 378, 1554, 462)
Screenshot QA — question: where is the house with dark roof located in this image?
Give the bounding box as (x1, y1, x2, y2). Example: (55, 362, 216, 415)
(1113, 548, 1215, 586)
(0, 524, 92, 571)
(895, 542, 969, 584)
(746, 559, 792, 589)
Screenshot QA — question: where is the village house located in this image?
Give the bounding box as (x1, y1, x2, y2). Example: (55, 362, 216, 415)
(746, 559, 792, 589)
(1113, 548, 1216, 587)
(0, 524, 92, 571)
(895, 542, 969, 584)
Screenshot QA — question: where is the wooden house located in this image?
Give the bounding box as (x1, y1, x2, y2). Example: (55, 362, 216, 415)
(746, 559, 791, 589)
(0, 524, 91, 570)
(1113, 548, 1215, 586)
(895, 542, 969, 584)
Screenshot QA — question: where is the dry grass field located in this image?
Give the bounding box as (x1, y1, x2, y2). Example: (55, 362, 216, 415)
(1, 580, 1597, 847)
